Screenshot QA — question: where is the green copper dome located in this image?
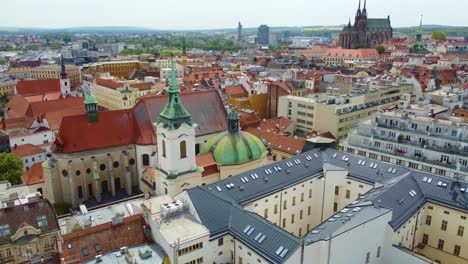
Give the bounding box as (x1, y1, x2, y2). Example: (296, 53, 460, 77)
(200, 109, 267, 166)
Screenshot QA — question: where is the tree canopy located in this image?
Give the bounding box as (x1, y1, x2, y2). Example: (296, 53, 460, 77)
(376, 45, 386, 54)
(0, 153, 24, 185)
(431, 31, 447, 40)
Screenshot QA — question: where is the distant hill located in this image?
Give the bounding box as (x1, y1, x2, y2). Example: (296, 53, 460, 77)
(0, 25, 467, 35)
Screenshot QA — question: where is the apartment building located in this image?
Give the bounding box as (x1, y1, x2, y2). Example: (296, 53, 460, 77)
(142, 148, 468, 264)
(278, 95, 315, 136)
(343, 95, 468, 181)
(278, 79, 412, 139)
(0, 195, 60, 264)
(30, 64, 81, 88)
(89, 61, 149, 79)
(87, 77, 159, 110)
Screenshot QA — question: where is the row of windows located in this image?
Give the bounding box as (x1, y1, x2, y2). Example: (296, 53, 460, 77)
(61, 159, 136, 177)
(178, 242, 203, 256)
(365, 246, 382, 264)
(423, 234, 462, 256)
(184, 257, 203, 264)
(425, 216, 465, 236)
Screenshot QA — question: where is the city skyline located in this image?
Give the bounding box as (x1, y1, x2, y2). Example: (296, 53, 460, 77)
(1, 0, 467, 30)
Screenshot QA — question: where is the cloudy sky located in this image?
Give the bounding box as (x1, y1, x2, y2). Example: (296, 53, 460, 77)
(2, 0, 466, 29)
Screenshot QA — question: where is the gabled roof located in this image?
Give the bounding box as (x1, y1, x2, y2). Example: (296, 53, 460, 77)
(0, 198, 59, 246)
(22, 163, 45, 185)
(188, 188, 300, 263)
(54, 110, 137, 153)
(53, 90, 227, 153)
(15, 79, 61, 96)
(11, 144, 45, 157)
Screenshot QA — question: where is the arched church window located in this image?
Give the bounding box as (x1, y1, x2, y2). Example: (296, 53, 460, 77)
(142, 154, 150, 166)
(180, 141, 187, 159)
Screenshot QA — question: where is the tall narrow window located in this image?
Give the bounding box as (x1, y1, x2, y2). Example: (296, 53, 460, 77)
(180, 141, 187, 159)
(142, 154, 150, 166)
(162, 140, 166, 158)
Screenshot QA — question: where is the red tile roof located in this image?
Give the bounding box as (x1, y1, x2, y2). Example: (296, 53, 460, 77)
(130, 82, 154, 91)
(246, 128, 305, 155)
(225, 85, 248, 98)
(11, 143, 45, 157)
(22, 163, 44, 185)
(325, 48, 379, 58)
(15, 79, 61, 96)
(4, 94, 30, 118)
(95, 78, 124, 89)
(53, 90, 228, 153)
(54, 109, 136, 153)
(62, 215, 146, 263)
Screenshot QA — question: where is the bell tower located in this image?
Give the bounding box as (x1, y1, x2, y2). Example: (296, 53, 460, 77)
(59, 54, 71, 96)
(155, 58, 197, 177)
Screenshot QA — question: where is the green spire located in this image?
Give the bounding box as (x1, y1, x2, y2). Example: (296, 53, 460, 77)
(159, 59, 193, 130)
(412, 15, 426, 54)
(228, 108, 240, 133)
(84, 89, 98, 123)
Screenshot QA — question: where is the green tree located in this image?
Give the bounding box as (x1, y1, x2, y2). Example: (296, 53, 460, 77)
(0, 59, 5, 65)
(0, 153, 24, 185)
(376, 45, 386, 54)
(431, 31, 446, 40)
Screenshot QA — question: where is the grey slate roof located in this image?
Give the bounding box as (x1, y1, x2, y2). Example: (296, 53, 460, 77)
(187, 188, 300, 263)
(186, 148, 468, 262)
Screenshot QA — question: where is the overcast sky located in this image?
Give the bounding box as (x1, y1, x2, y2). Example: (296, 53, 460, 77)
(2, 0, 466, 29)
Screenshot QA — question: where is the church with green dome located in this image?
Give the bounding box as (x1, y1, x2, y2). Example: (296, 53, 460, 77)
(201, 109, 267, 166)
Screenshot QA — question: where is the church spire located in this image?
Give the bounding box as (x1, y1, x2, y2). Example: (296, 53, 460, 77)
(356, 0, 362, 16)
(60, 53, 67, 79)
(159, 58, 193, 130)
(362, 0, 367, 16)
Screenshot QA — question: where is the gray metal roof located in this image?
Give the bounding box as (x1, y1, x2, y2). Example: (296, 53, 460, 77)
(201, 150, 325, 205)
(186, 148, 468, 262)
(187, 188, 300, 263)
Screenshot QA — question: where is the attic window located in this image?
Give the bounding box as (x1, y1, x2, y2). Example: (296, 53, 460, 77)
(82, 247, 89, 256)
(0, 225, 10, 237)
(94, 244, 101, 252)
(37, 215, 48, 227)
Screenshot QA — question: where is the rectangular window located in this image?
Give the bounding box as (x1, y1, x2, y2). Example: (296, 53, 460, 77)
(426, 215, 432, 226)
(301, 193, 304, 202)
(37, 215, 48, 227)
(333, 202, 338, 212)
(291, 214, 295, 224)
(422, 234, 429, 244)
(300, 210, 303, 220)
(458, 226, 464, 237)
(346, 190, 351, 199)
(454, 245, 461, 256)
(308, 206, 311, 216)
(282, 218, 286, 228)
(366, 252, 370, 264)
(274, 204, 278, 214)
(309, 189, 312, 198)
(264, 208, 268, 218)
(376, 246, 381, 258)
(292, 197, 296, 206)
(283, 200, 287, 210)
(335, 186, 339, 195)
(438, 239, 444, 250)
(441, 220, 448, 231)
(218, 238, 223, 246)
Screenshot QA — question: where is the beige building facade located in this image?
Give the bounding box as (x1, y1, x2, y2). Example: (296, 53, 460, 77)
(30, 65, 81, 88)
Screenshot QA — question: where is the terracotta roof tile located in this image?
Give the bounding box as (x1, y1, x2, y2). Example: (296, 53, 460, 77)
(62, 215, 145, 263)
(11, 144, 46, 157)
(54, 90, 228, 153)
(0, 198, 59, 245)
(15, 79, 61, 96)
(225, 85, 248, 98)
(246, 128, 305, 155)
(22, 163, 44, 185)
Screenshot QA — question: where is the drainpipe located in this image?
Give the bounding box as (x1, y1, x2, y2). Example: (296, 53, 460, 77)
(411, 210, 421, 252)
